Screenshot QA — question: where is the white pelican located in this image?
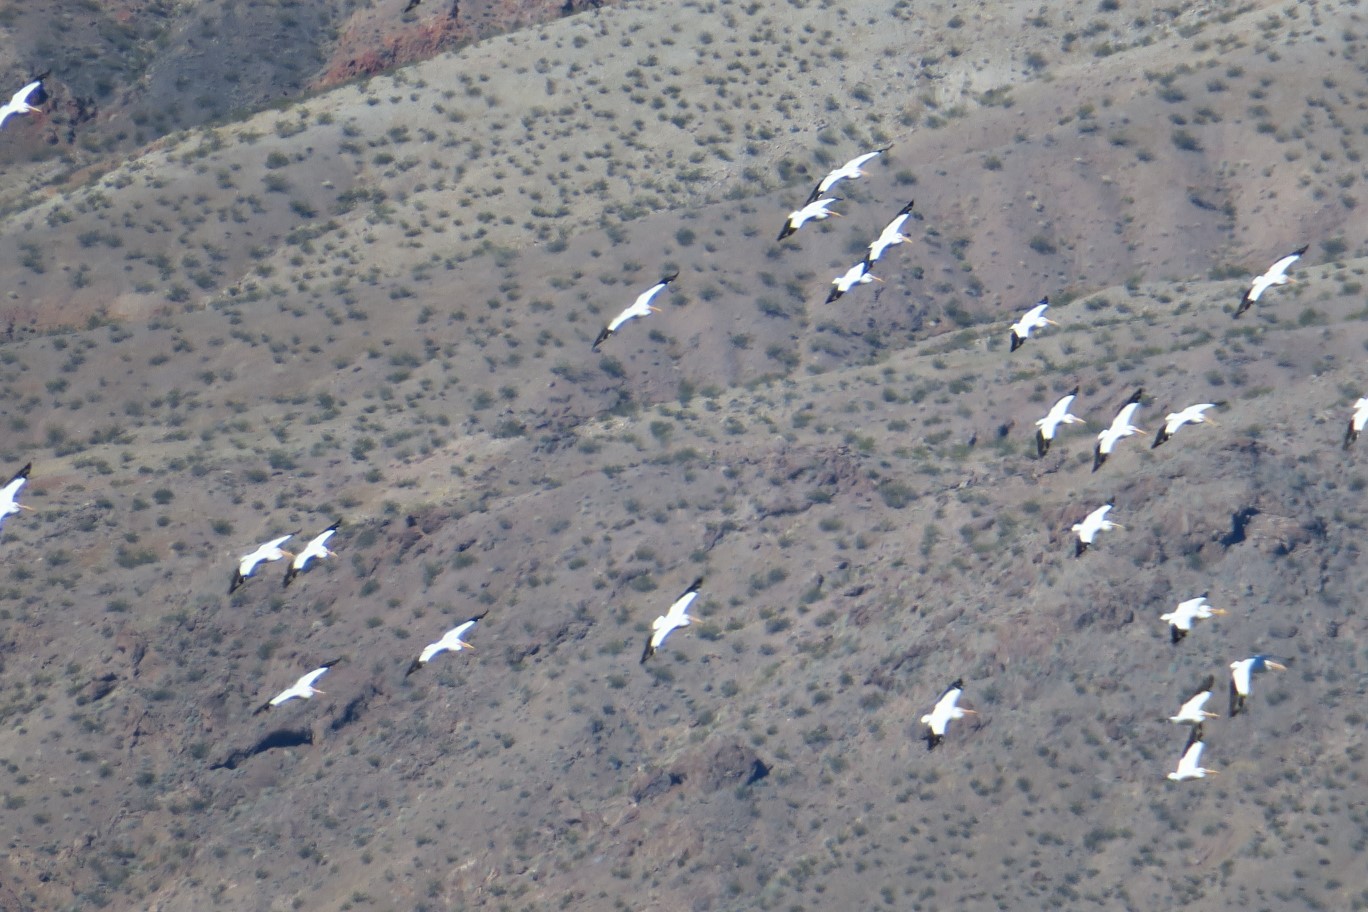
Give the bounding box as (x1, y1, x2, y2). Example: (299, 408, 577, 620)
(1093, 388, 1145, 472)
(592, 272, 678, 351)
(1234, 245, 1307, 318)
(0, 461, 33, 533)
(1035, 386, 1084, 458)
(0, 77, 45, 130)
(253, 659, 342, 714)
(806, 147, 889, 201)
(777, 197, 841, 241)
(406, 610, 489, 676)
(1169, 675, 1219, 725)
(920, 679, 976, 750)
(865, 200, 915, 263)
(230, 532, 296, 594)
(1229, 655, 1286, 717)
(641, 576, 703, 663)
(1345, 396, 1368, 449)
(1153, 402, 1221, 449)
(283, 520, 341, 587)
(826, 260, 880, 304)
(1009, 297, 1057, 352)
(1072, 503, 1121, 556)
(1160, 594, 1227, 644)
(1168, 730, 1217, 781)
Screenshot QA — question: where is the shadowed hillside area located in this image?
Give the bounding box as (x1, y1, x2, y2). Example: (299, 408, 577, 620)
(0, 1, 1367, 910)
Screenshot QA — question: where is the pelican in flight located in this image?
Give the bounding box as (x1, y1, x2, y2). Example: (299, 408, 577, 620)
(1344, 396, 1368, 449)
(920, 679, 976, 750)
(1035, 386, 1084, 458)
(777, 197, 841, 241)
(283, 520, 340, 587)
(1160, 594, 1227, 644)
(1093, 388, 1145, 471)
(806, 147, 889, 202)
(1170, 675, 1219, 726)
(592, 272, 678, 351)
(1009, 298, 1057, 352)
(1234, 245, 1307, 318)
(406, 610, 489, 676)
(1072, 503, 1121, 556)
(0, 462, 33, 533)
(0, 77, 46, 130)
(1168, 730, 1217, 781)
(230, 533, 296, 594)
(1153, 402, 1221, 448)
(641, 577, 703, 663)
(253, 659, 342, 714)
(826, 260, 880, 303)
(864, 200, 915, 264)
(1229, 655, 1286, 717)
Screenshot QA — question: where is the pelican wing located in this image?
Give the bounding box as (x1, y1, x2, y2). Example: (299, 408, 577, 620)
(605, 304, 642, 334)
(1, 461, 30, 493)
(1266, 247, 1307, 280)
(296, 667, 331, 690)
(1112, 401, 1142, 430)
(9, 80, 41, 108)
(634, 272, 678, 310)
(844, 150, 884, 171)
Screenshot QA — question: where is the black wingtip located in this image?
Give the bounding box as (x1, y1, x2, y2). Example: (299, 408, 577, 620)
(1234, 293, 1251, 318)
(282, 565, 297, 588)
(1127, 388, 1144, 405)
(229, 571, 244, 595)
(1292, 244, 1309, 257)
(1345, 424, 1357, 450)
(1009, 331, 1022, 352)
(1066, 385, 1079, 397)
(1092, 447, 1105, 473)
(825, 287, 843, 304)
(1152, 429, 1168, 449)
(640, 636, 654, 665)
(1075, 540, 1087, 558)
(252, 701, 271, 716)
(1170, 625, 1185, 645)
(1199, 674, 1215, 693)
(685, 576, 705, 594)
(11, 462, 31, 483)
(777, 224, 795, 242)
(404, 659, 423, 678)
(591, 327, 611, 351)
(1035, 430, 1048, 459)
(926, 730, 942, 751)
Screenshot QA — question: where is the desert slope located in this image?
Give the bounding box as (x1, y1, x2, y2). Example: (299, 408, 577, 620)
(0, 2, 1364, 911)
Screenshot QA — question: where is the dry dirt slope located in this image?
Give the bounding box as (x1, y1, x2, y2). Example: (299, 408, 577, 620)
(0, 1, 1365, 911)
(0, 0, 608, 163)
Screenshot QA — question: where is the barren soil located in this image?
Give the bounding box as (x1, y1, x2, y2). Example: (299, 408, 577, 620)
(0, 2, 1366, 911)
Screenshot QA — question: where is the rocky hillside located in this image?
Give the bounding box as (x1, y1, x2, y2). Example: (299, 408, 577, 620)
(0, 0, 612, 164)
(0, 1, 1365, 911)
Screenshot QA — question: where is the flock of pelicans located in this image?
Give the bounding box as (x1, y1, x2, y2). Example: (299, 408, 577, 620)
(913, 226, 1311, 773)
(0, 79, 1347, 786)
